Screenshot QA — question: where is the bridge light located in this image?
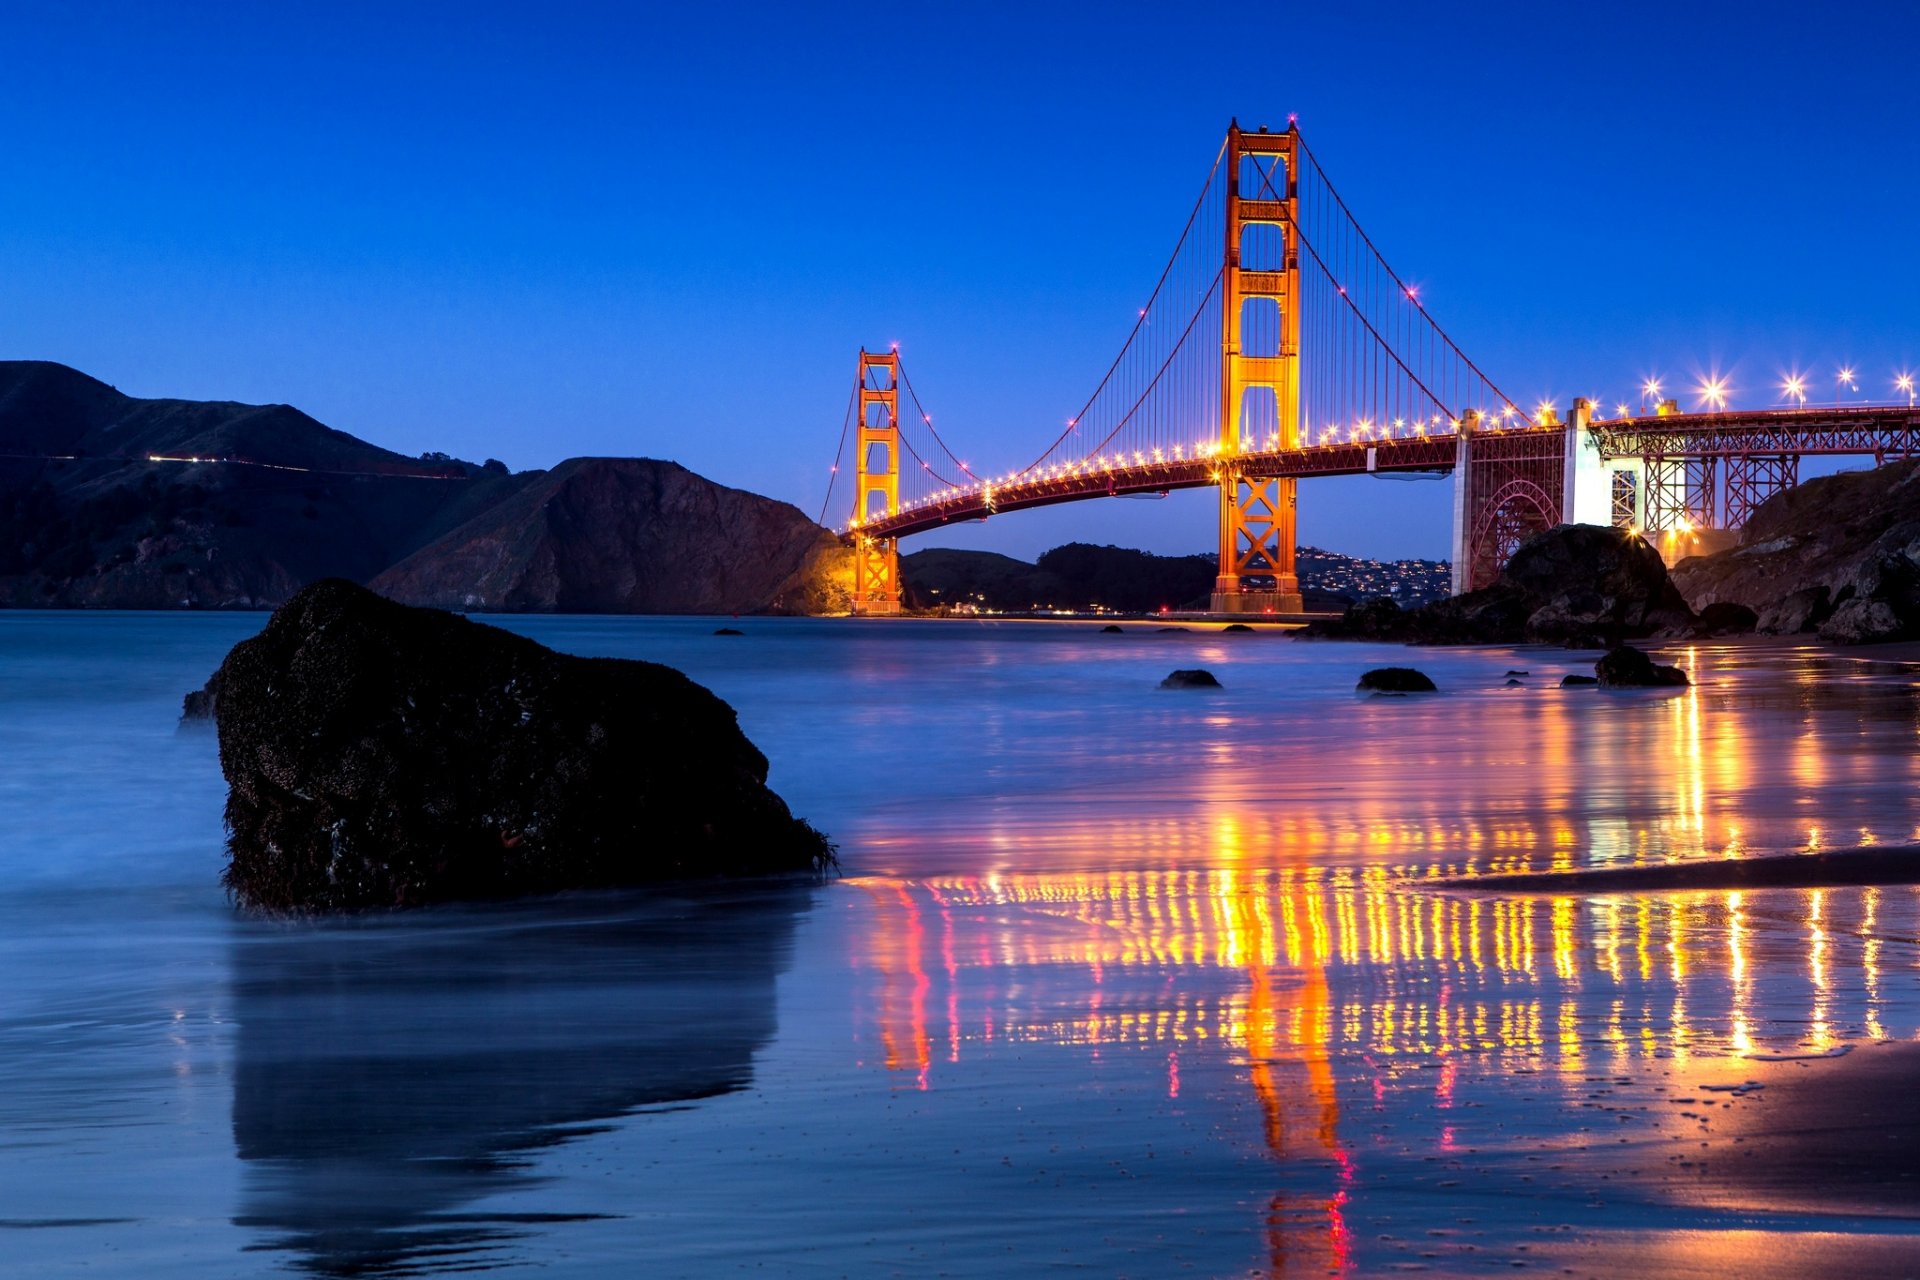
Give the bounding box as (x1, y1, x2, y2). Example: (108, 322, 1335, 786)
(1642, 378, 1662, 403)
(1838, 365, 1858, 392)
(1781, 374, 1807, 405)
(1698, 376, 1729, 410)
(1616, 403, 1630, 418)
(1897, 372, 1915, 406)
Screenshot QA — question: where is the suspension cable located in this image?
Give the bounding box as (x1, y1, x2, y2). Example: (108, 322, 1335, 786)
(1070, 269, 1224, 462)
(817, 373, 858, 525)
(1020, 137, 1230, 474)
(1294, 133, 1520, 414)
(896, 356, 979, 481)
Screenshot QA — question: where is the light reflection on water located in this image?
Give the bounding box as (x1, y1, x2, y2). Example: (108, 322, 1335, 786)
(847, 871, 1920, 1272)
(6, 615, 1920, 1277)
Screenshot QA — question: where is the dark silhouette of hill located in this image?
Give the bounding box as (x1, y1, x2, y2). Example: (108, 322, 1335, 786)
(903, 542, 1356, 614)
(372, 458, 848, 614)
(0, 361, 849, 612)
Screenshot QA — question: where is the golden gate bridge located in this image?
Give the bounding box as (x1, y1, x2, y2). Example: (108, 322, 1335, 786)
(820, 121, 1920, 615)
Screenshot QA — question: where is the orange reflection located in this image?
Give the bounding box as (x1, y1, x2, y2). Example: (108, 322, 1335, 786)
(851, 858, 1913, 1271)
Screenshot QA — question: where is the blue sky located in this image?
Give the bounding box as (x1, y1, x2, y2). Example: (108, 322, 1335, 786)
(3, 1, 1917, 560)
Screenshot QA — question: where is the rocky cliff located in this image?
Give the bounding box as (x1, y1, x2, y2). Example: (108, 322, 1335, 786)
(371, 458, 850, 614)
(1303, 524, 1697, 646)
(1670, 458, 1920, 643)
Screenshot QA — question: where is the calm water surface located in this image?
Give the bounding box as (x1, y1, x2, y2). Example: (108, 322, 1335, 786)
(3, 614, 1920, 1277)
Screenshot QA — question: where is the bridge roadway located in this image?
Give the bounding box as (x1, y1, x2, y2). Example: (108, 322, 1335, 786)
(851, 404, 1920, 543)
(855, 433, 1470, 541)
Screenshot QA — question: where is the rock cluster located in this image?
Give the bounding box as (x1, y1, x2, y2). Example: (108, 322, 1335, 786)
(1671, 458, 1920, 644)
(212, 580, 832, 913)
(1303, 525, 1697, 647)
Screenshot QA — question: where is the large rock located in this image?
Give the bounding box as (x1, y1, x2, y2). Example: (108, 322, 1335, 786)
(1670, 458, 1920, 644)
(213, 580, 832, 912)
(1303, 524, 1694, 646)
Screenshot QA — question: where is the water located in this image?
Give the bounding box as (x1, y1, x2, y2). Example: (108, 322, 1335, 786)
(4, 614, 1920, 1277)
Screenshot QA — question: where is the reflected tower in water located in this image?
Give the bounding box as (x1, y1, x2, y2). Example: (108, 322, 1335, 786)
(230, 883, 812, 1276)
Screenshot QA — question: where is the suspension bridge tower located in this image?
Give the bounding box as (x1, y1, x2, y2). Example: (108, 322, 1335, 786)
(851, 348, 903, 615)
(1212, 122, 1304, 615)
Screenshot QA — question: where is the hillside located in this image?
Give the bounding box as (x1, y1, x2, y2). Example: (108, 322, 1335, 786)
(0, 361, 847, 613)
(372, 458, 849, 614)
(901, 542, 1380, 614)
(1670, 458, 1920, 643)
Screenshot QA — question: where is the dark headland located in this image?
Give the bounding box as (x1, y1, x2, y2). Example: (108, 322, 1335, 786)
(0, 360, 849, 613)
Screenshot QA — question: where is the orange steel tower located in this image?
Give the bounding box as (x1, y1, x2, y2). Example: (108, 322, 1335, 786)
(851, 348, 903, 615)
(1211, 122, 1304, 615)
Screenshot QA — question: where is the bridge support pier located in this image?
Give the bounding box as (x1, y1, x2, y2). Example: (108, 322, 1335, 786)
(1211, 473, 1303, 614)
(1450, 410, 1568, 594)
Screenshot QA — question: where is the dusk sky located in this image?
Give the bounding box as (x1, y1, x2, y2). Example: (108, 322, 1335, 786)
(4, 1, 1917, 560)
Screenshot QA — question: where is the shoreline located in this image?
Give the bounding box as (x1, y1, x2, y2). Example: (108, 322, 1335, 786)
(1432, 844, 1920, 894)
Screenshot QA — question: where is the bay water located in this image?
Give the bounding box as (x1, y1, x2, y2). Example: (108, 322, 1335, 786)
(4, 613, 1919, 1276)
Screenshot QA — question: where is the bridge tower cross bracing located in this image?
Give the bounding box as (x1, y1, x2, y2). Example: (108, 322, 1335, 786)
(851, 348, 903, 615)
(1211, 122, 1304, 615)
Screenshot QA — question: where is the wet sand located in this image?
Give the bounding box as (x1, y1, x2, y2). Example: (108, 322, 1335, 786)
(1438, 845, 1920, 894)
(1628, 1040, 1920, 1218)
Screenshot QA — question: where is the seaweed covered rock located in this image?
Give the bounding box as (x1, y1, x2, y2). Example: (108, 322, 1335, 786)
(181, 670, 222, 722)
(1595, 645, 1690, 688)
(213, 580, 831, 912)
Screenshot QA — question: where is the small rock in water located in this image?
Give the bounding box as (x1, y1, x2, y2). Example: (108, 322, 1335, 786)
(1157, 625, 1191, 633)
(1504, 678, 1525, 687)
(1100, 624, 1124, 633)
(1357, 667, 1437, 694)
(1160, 669, 1222, 689)
(1561, 674, 1599, 687)
(1595, 645, 1690, 688)
(713, 627, 744, 636)
(1505, 669, 1530, 677)
(1222, 622, 1255, 633)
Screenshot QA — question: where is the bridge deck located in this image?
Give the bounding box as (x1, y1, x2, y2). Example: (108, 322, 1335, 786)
(1592, 403, 1920, 457)
(856, 434, 1467, 541)
(851, 405, 1920, 544)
